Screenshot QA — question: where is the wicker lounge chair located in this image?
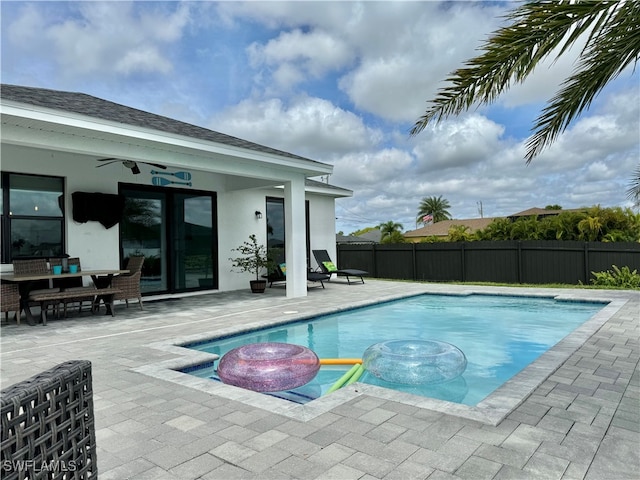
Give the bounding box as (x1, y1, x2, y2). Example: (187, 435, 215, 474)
(1, 283, 21, 324)
(312, 250, 368, 284)
(111, 255, 144, 309)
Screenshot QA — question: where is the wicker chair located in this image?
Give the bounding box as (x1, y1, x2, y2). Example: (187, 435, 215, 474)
(12, 258, 49, 276)
(1, 283, 21, 324)
(49, 257, 95, 317)
(12, 259, 60, 317)
(0, 360, 97, 478)
(111, 256, 144, 309)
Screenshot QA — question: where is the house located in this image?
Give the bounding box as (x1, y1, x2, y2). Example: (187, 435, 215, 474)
(404, 218, 496, 242)
(404, 207, 587, 242)
(507, 207, 585, 221)
(0, 84, 352, 298)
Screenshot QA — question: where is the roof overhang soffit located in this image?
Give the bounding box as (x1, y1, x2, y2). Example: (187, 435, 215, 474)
(1, 104, 333, 179)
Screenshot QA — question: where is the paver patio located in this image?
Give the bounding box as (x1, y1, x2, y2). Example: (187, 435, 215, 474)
(1, 280, 638, 479)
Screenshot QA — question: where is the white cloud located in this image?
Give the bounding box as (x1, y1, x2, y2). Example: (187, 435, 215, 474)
(221, 1, 509, 122)
(209, 96, 383, 159)
(2, 0, 636, 236)
(248, 28, 352, 82)
(411, 114, 507, 172)
(6, 2, 191, 78)
(337, 3, 508, 122)
(333, 149, 414, 186)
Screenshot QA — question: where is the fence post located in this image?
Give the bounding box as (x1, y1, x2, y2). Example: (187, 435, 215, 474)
(517, 241, 522, 283)
(412, 243, 417, 281)
(372, 244, 377, 278)
(584, 243, 589, 284)
(461, 242, 466, 282)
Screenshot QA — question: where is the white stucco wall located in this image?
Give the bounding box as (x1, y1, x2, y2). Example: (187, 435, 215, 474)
(217, 188, 271, 291)
(308, 194, 338, 268)
(2, 144, 340, 291)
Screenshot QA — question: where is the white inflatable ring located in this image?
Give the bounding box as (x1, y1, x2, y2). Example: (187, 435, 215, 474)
(363, 340, 467, 385)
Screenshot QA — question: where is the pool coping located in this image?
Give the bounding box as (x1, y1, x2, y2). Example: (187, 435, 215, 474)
(134, 286, 629, 425)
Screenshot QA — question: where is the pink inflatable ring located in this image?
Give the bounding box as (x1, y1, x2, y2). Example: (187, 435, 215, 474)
(217, 342, 320, 392)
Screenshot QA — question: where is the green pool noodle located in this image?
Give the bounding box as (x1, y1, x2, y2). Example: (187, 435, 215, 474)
(325, 364, 361, 394)
(344, 364, 364, 386)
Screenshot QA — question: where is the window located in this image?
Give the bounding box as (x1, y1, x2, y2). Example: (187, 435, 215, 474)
(265, 197, 311, 267)
(266, 197, 285, 260)
(1, 173, 65, 262)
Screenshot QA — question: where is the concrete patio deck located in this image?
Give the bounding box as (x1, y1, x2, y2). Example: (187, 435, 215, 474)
(1, 280, 638, 479)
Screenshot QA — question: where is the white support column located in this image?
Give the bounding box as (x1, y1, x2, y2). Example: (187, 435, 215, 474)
(284, 177, 308, 298)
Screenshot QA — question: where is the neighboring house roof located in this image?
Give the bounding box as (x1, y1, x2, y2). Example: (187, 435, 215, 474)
(1, 84, 326, 167)
(404, 218, 497, 238)
(509, 208, 562, 218)
(508, 207, 585, 220)
(336, 234, 371, 244)
(359, 229, 382, 243)
(336, 229, 381, 244)
(404, 207, 589, 240)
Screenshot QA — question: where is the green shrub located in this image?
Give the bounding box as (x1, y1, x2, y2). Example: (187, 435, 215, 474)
(590, 265, 640, 289)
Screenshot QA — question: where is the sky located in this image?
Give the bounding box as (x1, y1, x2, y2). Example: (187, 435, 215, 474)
(2, 1, 638, 235)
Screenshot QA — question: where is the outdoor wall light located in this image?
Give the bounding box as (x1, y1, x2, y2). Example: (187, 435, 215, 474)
(255, 211, 263, 219)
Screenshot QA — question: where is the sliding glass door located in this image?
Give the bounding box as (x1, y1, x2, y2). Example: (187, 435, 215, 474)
(120, 185, 216, 295)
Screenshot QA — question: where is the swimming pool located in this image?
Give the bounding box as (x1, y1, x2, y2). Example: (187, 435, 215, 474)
(183, 293, 606, 406)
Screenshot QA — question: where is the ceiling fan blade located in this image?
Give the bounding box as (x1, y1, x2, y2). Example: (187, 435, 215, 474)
(139, 161, 167, 170)
(96, 158, 166, 172)
(95, 161, 119, 168)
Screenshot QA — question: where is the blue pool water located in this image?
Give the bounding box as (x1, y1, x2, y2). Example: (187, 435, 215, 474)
(184, 294, 606, 405)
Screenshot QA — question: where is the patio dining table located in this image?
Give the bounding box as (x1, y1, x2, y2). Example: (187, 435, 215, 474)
(0, 269, 128, 325)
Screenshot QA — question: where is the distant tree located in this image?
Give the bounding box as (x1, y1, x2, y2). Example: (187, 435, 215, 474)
(381, 231, 406, 244)
(578, 215, 603, 241)
(447, 225, 472, 242)
(545, 205, 562, 210)
(379, 221, 403, 243)
(410, 1, 640, 202)
(473, 206, 640, 242)
(417, 195, 451, 224)
(474, 217, 512, 241)
(510, 216, 543, 240)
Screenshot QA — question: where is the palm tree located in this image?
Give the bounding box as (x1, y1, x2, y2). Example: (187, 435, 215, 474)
(417, 195, 451, 224)
(378, 221, 403, 242)
(447, 225, 471, 242)
(382, 231, 406, 244)
(578, 215, 603, 241)
(411, 1, 639, 193)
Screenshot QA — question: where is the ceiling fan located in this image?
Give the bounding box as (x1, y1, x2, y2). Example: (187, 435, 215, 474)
(96, 158, 167, 175)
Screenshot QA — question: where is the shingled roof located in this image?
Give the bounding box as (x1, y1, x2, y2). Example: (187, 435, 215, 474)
(1, 84, 324, 166)
(404, 217, 496, 238)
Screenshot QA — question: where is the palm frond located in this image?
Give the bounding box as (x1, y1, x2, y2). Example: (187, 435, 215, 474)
(526, 1, 640, 161)
(627, 164, 640, 205)
(411, 0, 639, 162)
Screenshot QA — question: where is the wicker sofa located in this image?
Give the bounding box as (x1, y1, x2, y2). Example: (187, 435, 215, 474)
(0, 360, 97, 479)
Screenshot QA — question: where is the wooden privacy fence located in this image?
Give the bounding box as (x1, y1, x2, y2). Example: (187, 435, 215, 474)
(336, 241, 640, 285)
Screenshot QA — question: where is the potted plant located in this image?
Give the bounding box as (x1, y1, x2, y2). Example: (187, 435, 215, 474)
(229, 234, 275, 293)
